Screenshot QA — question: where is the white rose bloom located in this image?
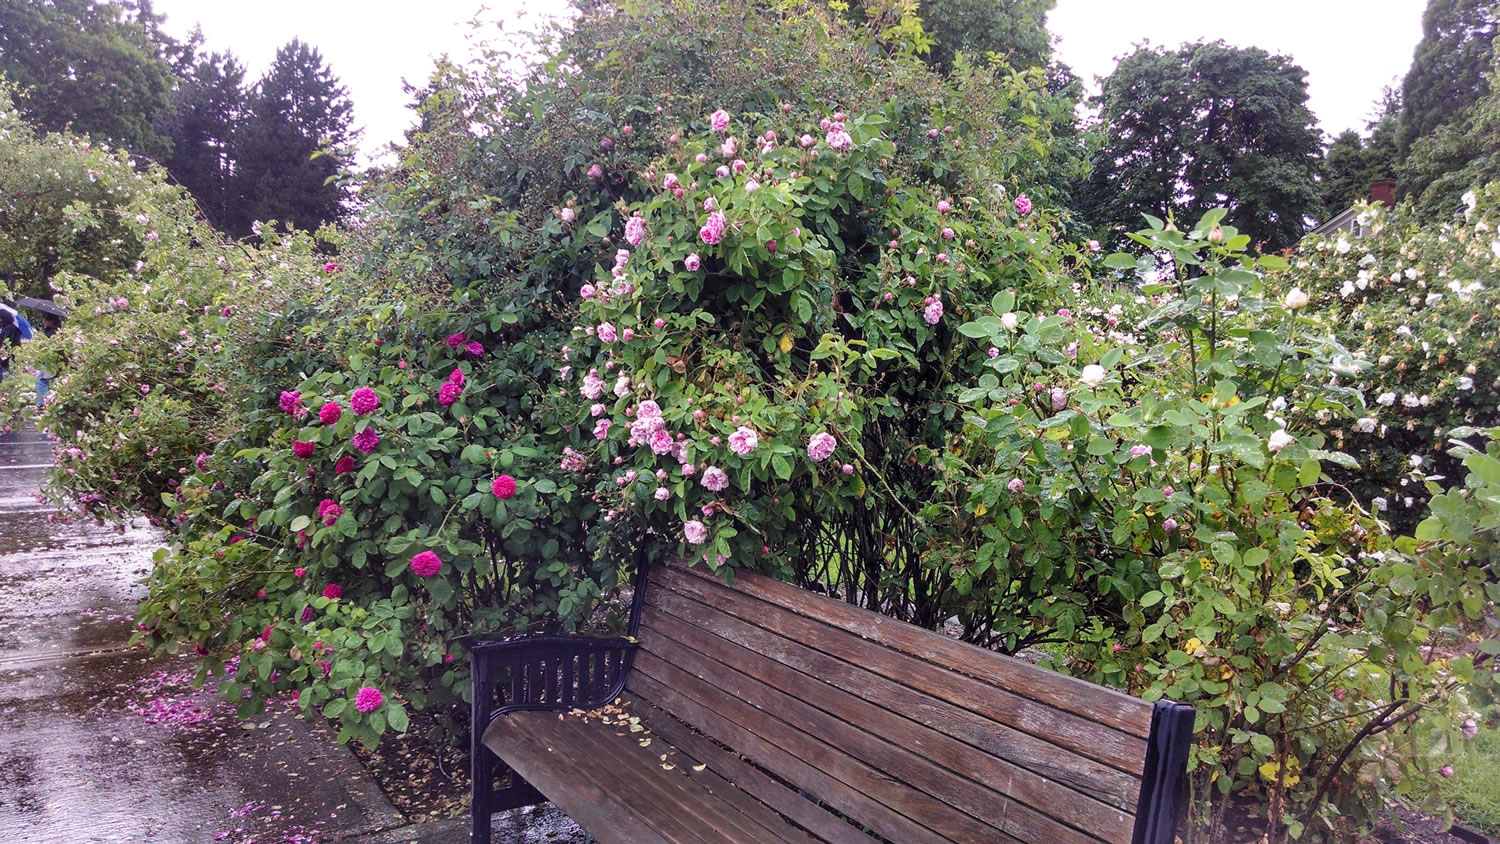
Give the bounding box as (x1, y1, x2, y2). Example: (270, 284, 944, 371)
(1271, 396, 1288, 412)
(1079, 364, 1107, 388)
(1000, 312, 1019, 331)
(1355, 417, 1377, 433)
(1425, 293, 1444, 306)
(1409, 454, 1423, 468)
(1402, 393, 1421, 408)
(1268, 429, 1294, 453)
(1283, 287, 1310, 309)
(1458, 376, 1474, 391)
(1336, 237, 1351, 254)
(1372, 496, 1388, 511)
(1462, 190, 1477, 218)
(1340, 281, 1356, 298)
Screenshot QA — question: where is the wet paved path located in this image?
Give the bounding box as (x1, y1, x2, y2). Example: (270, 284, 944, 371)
(0, 426, 407, 842)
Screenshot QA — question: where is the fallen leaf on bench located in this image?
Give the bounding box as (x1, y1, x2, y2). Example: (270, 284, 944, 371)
(662, 763, 675, 771)
(692, 764, 707, 772)
(639, 738, 652, 747)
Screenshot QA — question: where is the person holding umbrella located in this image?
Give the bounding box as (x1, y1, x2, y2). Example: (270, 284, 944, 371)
(0, 309, 20, 383)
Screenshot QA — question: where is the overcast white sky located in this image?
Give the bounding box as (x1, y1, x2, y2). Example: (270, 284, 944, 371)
(150, 0, 1429, 162)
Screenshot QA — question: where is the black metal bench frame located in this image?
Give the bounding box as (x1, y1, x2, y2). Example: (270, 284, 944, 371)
(468, 554, 1194, 844)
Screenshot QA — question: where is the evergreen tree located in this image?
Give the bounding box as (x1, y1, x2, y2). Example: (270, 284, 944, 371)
(1318, 90, 1402, 214)
(1396, 0, 1497, 156)
(161, 46, 245, 231)
(1080, 41, 1323, 250)
(1399, 28, 1500, 217)
(230, 39, 354, 237)
(0, 0, 177, 156)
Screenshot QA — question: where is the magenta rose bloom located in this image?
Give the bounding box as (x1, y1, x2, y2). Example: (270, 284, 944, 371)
(322, 583, 343, 600)
(292, 440, 315, 459)
(1014, 193, 1032, 216)
(410, 550, 443, 577)
(448, 368, 464, 387)
(279, 390, 307, 418)
(352, 427, 380, 453)
(445, 332, 467, 350)
(319, 401, 342, 425)
(354, 686, 383, 713)
(492, 475, 517, 499)
(438, 381, 463, 407)
(334, 455, 356, 475)
(316, 498, 343, 526)
(349, 387, 379, 415)
(466, 340, 484, 357)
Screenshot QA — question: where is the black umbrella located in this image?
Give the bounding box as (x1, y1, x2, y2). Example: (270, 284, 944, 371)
(15, 297, 67, 317)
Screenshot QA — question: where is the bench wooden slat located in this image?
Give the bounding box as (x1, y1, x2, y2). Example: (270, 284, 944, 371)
(654, 565, 1149, 774)
(483, 713, 691, 844)
(664, 565, 1154, 738)
(630, 656, 963, 844)
(488, 710, 810, 844)
(641, 605, 1109, 844)
(644, 595, 1136, 842)
(645, 584, 1142, 811)
(622, 695, 846, 844)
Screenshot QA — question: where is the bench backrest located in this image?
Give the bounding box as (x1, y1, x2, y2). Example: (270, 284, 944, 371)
(627, 562, 1177, 844)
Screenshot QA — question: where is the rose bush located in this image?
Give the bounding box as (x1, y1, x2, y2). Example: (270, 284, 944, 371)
(956, 211, 1498, 840)
(1276, 184, 1500, 532)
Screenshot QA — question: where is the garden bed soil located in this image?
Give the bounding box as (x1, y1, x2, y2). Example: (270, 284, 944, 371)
(345, 705, 470, 824)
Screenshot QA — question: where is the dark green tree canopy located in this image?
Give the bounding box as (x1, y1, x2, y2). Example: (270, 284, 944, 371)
(230, 39, 355, 237)
(1317, 90, 1401, 215)
(160, 48, 246, 231)
(0, 0, 177, 156)
(1081, 41, 1323, 249)
(1396, 0, 1497, 155)
(915, 0, 1054, 71)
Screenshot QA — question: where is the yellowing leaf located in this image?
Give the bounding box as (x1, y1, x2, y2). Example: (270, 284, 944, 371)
(1258, 758, 1301, 787)
(779, 333, 794, 354)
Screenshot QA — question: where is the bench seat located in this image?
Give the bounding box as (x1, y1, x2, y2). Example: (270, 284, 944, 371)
(471, 559, 1193, 844)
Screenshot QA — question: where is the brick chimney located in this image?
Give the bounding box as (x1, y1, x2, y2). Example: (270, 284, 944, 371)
(1370, 179, 1396, 205)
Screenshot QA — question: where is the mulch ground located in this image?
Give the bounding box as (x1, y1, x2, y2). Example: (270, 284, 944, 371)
(347, 705, 470, 824)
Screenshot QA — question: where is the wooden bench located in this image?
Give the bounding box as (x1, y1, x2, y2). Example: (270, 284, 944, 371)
(470, 557, 1193, 843)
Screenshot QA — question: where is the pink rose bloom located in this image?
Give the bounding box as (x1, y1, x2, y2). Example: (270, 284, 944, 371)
(580, 284, 596, 299)
(937, 200, 951, 213)
(1129, 444, 1152, 459)
(663, 173, 679, 190)
(654, 487, 670, 500)
(923, 300, 943, 325)
(587, 164, 603, 179)
(683, 519, 709, 545)
(1050, 388, 1067, 411)
(684, 253, 701, 271)
(410, 550, 443, 577)
(745, 179, 760, 193)
(701, 466, 729, 492)
(323, 262, 341, 274)
(649, 429, 674, 455)
(292, 440, 316, 459)
(841, 463, 854, 475)
(350, 387, 379, 415)
(720, 137, 737, 158)
(354, 686, 383, 713)
(438, 381, 463, 407)
(319, 401, 342, 425)
(715, 165, 730, 179)
(334, 455, 356, 475)
(710, 109, 730, 133)
(317, 499, 343, 525)
(279, 390, 304, 415)
(352, 427, 380, 453)
(466, 340, 484, 357)
(825, 123, 853, 151)
(1163, 486, 1175, 496)
(988, 347, 999, 358)
(196, 453, 211, 472)
(624, 213, 646, 246)
(492, 475, 517, 499)
(799, 134, 815, 148)
(1162, 517, 1178, 532)
(807, 432, 836, 462)
(593, 418, 612, 440)
(448, 368, 465, 387)
(597, 322, 618, 344)
(1014, 194, 1032, 216)
(580, 371, 605, 400)
(728, 426, 758, 456)
(1007, 477, 1024, 494)
(638, 400, 662, 418)
(445, 332, 467, 350)
(700, 211, 727, 245)
(941, 227, 954, 240)
(322, 583, 343, 600)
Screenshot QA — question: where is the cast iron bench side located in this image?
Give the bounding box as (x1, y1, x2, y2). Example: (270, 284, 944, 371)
(469, 555, 1194, 844)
